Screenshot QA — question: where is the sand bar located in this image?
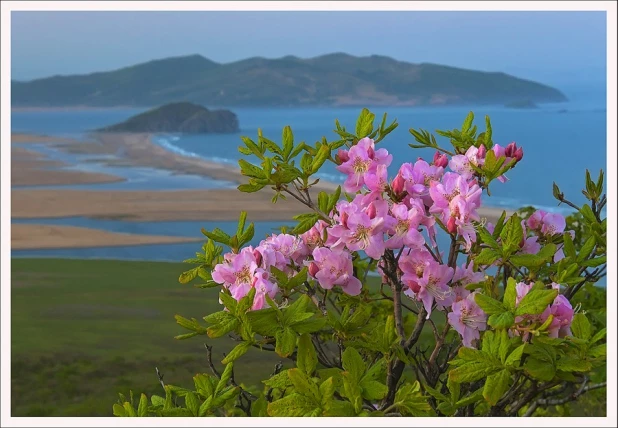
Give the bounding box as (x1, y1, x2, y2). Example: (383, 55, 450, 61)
(11, 224, 203, 250)
(11, 132, 512, 223)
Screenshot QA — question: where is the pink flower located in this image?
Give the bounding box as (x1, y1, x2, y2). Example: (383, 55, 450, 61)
(336, 138, 392, 193)
(416, 261, 454, 317)
(540, 213, 566, 236)
(260, 233, 309, 269)
(449, 146, 483, 179)
(212, 247, 278, 310)
(309, 247, 362, 295)
(448, 292, 487, 347)
(541, 295, 574, 338)
(384, 203, 426, 250)
(399, 249, 434, 296)
(300, 220, 329, 251)
(452, 263, 484, 287)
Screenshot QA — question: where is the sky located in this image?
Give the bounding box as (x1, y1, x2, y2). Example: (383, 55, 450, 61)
(11, 11, 607, 88)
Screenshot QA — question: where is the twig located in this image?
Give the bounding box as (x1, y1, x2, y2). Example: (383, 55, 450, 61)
(155, 367, 166, 393)
(204, 343, 221, 378)
(265, 361, 284, 402)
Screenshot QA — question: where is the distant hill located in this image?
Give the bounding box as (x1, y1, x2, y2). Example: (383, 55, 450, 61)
(97, 102, 239, 134)
(11, 53, 568, 108)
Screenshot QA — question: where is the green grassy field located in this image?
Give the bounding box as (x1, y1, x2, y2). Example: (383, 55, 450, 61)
(11, 258, 289, 416)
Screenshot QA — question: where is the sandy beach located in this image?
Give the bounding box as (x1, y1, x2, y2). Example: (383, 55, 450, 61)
(11, 224, 202, 250)
(11, 132, 512, 249)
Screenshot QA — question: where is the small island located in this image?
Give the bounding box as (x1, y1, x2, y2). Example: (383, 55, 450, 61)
(504, 99, 539, 109)
(97, 102, 240, 134)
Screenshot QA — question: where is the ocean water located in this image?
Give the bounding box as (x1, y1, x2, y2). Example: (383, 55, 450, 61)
(11, 85, 607, 261)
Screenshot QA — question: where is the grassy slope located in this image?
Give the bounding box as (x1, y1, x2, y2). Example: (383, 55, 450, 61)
(11, 258, 288, 416)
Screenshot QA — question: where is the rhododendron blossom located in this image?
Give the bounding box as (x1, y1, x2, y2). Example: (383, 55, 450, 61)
(448, 291, 487, 347)
(336, 137, 392, 193)
(308, 247, 362, 296)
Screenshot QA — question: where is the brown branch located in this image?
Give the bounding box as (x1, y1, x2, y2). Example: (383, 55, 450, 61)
(155, 367, 166, 393)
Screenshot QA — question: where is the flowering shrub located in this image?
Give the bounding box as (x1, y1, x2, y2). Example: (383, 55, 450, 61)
(113, 110, 607, 417)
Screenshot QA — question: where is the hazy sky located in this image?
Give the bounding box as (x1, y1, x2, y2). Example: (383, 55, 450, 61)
(11, 11, 607, 87)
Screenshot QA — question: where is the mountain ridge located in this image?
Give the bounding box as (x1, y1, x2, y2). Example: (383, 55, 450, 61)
(11, 53, 568, 108)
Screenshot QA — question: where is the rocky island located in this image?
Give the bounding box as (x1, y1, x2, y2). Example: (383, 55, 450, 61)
(97, 102, 239, 134)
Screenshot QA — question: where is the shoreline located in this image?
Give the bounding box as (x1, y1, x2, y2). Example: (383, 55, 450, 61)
(11, 131, 514, 251)
(11, 224, 203, 250)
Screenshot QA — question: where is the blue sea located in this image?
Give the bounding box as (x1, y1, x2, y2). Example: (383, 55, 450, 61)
(11, 84, 607, 262)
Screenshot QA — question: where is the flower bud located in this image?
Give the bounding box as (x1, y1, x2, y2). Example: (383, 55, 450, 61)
(433, 151, 448, 168)
(477, 144, 487, 159)
(367, 146, 375, 159)
(391, 172, 405, 195)
(335, 149, 349, 164)
(253, 249, 263, 266)
(447, 216, 458, 234)
(340, 211, 349, 228)
(408, 280, 421, 294)
(308, 262, 320, 277)
(367, 202, 377, 219)
(513, 147, 524, 162)
(505, 142, 517, 158)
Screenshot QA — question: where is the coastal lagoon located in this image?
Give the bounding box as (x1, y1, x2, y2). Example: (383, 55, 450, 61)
(12, 87, 606, 261)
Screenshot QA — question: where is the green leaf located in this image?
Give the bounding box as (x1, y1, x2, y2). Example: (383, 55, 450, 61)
(475, 294, 506, 315)
(360, 380, 388, 401)
(510, 253, 547, 269)
(311, 144, 331, 174)
(571, 313, 592, 341)
(216, 363, 234, 394)
(590, 328, 607, 344)
(297, 333, 318, 376)
(556, 356, 592, 372)
(178, 267, 199, 284)
(500, 214, 523, 256)
(449, 362, 496, 383)
(394, 381, 432, 416)
(503, 278, 517, 311)
(474, 248, 501, 267)
(275, 327, 297, 357)
(488, 311, 515, 329)
(251, 394, 269, 417)
(589, 343, 606, 358)
(221, 341, 252, 364)
(205, 314, 238, 339)
(324, 399, 357, 416)
(267, 393, 319, 417)
(113, 403, 127, 417)
(282, 126, 294, 159)
(287, 368, 319, 399)
(515, 289, 558, 316)
(524, 357, 556, 381)
(184, 392, 199, 417)
(238, 159, 265, 179)
(150, 395, 165, 407)
(342, 347, 366, 381)
(355, 108, 375, 138)
(562, 231, 576, 259)
(483, 369, 511, 406)
(577, 236, 596, 262)
(484, 115, 493, 146)
(193, 373, 214, 398)
(505, 344, 525, 367)
(462, 111, 474, 134)
(477, 226, 500, 249)
(262, 370, 292, 390)
(241, 136, 264, 159)
(237, 182, 266, 193)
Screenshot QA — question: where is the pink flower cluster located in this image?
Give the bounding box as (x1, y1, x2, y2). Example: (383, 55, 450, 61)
(212, 234, 309, 310)
(514, 282, 574, 338)
(211, 134, 575, 349)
